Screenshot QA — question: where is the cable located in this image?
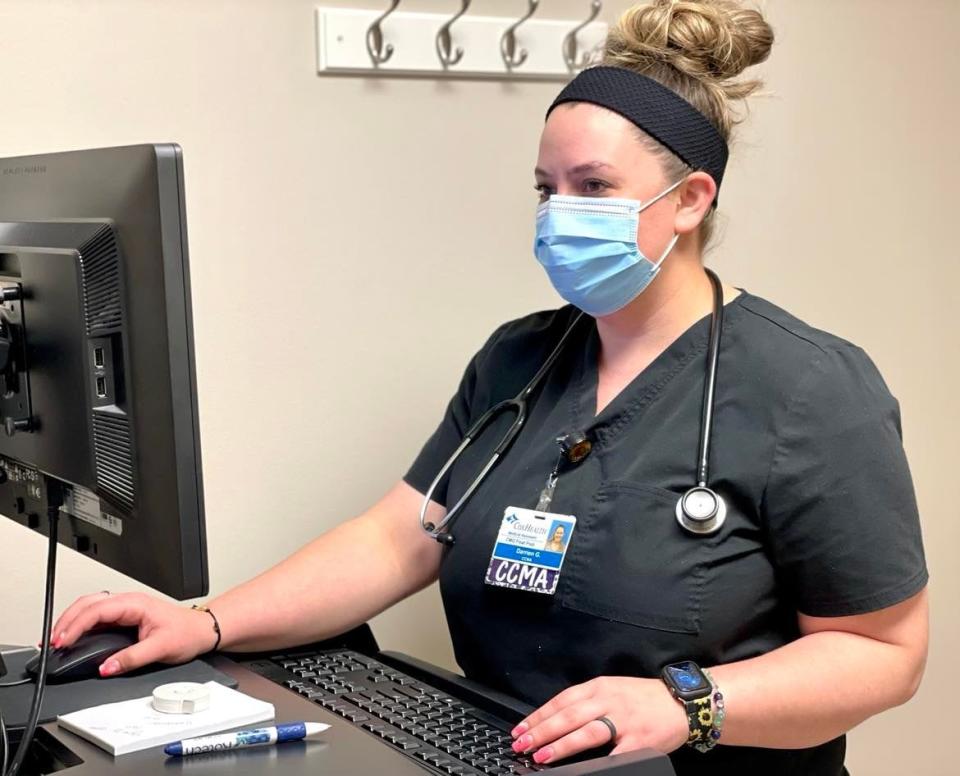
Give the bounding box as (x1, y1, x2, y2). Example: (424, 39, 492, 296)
(1, 706, 8, 776)
(0, 668, 32, 774)
(4, 502, 59, 776)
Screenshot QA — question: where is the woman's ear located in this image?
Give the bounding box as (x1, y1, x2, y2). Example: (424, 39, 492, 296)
(674, 172, 717, 235)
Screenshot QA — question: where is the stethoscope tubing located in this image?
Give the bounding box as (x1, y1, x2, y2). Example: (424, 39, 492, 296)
(696, 269, 724, 488)
(419, 312, 585, 539)
(421, 269, 726, 543)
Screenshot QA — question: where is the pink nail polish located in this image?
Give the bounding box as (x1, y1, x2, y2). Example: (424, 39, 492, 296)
(511, 723, 528, 738)
(534, 748, 553, 764)
(512, 734, 532, 753)
(99, 659, 119, 676)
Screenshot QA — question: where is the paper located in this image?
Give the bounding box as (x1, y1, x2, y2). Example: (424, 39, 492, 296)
(57, 680, 275, 756)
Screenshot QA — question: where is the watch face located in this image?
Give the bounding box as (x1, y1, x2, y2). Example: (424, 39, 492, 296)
(665, 662, 709, 695)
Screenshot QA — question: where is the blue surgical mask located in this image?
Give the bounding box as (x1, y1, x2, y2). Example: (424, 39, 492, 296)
(533, 179, 684, 316)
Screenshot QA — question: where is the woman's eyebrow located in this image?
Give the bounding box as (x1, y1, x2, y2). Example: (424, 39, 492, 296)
(534, 161, 615, 178)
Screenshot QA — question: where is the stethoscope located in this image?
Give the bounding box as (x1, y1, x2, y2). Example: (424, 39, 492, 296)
(419, 269, 727, 545)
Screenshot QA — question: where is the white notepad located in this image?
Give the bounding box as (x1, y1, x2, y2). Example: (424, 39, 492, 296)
(57, 680, 275, 756)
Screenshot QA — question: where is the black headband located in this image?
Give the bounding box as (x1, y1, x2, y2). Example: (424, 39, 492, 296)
(547, 66, 728, 202)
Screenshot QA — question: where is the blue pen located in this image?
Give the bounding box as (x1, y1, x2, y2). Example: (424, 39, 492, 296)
(164, 721, 328, 756)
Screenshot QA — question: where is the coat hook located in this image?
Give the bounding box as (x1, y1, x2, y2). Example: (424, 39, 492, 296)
(562, 1, 602, 72)
(366, 0, 401, 66)
(500, 1, 540, 71)
(436, 0, 471, 69)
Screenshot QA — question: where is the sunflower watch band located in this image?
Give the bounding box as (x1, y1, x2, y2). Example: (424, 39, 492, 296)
(698, 668, 725, 752)
(682, 693, 714, 748)
(660, 660, 722, 753)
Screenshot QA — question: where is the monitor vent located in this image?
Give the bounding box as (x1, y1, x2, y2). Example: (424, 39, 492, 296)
(92, 410, 135, 513)
(78, 226, 123, 336)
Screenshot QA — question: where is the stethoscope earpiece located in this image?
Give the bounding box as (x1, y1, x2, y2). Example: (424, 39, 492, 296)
(676, 486, 726, 536)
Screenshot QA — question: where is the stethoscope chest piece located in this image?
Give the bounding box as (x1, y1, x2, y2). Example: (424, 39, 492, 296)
(676, 486, 726, 536)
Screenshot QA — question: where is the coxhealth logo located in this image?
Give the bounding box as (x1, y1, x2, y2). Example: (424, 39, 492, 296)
(505, 513, 519, 525)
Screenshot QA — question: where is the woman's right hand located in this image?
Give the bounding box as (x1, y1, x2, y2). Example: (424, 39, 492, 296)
(49, 591, 219, 677)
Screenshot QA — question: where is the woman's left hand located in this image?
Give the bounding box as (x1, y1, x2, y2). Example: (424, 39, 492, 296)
(510, 676, 690, 766)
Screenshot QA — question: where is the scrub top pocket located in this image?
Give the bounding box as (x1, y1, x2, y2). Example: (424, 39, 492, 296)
(560, 482, 707, 634)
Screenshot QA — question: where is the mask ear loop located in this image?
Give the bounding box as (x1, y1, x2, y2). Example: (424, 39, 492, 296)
(637, 177, 686, 214)
(637, 177, 686, 274)
(651, 233, 681, 272)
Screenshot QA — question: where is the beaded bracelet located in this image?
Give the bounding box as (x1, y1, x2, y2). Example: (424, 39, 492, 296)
(691, 668, 725, 753)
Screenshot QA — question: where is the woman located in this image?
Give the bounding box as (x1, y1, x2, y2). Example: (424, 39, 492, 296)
(49, 2, 927, 773)
(545, 524, 568, 553)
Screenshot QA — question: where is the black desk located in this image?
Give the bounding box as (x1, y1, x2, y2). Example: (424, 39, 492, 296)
(8, 653, 674, 776)
(35, 656, 429, 776)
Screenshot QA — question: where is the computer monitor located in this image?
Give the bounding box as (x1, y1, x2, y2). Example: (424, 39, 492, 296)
(0, 144, 207, 600)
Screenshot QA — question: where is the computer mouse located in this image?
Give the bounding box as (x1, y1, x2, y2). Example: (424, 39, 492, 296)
(25, 627, 139, 684)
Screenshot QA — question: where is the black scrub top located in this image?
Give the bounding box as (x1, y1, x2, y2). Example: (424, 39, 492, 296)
(404, 291, 927, 776)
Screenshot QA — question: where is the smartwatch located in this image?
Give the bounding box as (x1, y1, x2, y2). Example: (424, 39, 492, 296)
(660, 661, 715, 749)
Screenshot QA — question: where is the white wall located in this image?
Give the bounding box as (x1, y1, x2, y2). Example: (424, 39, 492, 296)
(1, 1, 957, 773)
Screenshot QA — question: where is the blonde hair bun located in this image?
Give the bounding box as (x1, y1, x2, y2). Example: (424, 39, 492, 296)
(605, 0, 774, 110)
(597, 1, 775, 244)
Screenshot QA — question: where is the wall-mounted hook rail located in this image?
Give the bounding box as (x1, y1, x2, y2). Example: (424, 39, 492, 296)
(562, 1, 603, 72)
(317, 6, 607, 81)
(500, 0, 540, 71)
(365, 0, 401, 65)
(436, 1, 471, 69)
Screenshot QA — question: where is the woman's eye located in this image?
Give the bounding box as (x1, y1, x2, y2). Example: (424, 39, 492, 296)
(582, 179, 610, 195)
(534, 183, 554, 200)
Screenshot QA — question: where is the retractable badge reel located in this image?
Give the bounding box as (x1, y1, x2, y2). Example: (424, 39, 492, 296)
(536, 431, 592, 511)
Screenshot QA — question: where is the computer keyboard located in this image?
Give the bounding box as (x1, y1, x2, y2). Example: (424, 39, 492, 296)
(248, 647, 548, 775)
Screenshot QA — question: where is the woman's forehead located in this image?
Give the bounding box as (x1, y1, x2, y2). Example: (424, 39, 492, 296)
(538, 102, 658, 174)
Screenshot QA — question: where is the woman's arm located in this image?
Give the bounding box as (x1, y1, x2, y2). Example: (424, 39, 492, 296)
(209, 481, 444, 651)
(511, 588, 928, 763)
(49, 481, 445, 674)
(710, 587, 928, 749)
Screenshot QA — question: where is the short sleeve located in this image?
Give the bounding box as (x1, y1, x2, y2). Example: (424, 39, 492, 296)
(403, 324, 507, 506)
(762, 346, 928, 617)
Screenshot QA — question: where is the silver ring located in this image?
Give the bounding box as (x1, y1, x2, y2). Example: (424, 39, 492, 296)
(595, 716, 617, 742)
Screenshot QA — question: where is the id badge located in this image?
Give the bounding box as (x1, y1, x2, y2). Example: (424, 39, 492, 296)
(484, 507, 576, 595)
